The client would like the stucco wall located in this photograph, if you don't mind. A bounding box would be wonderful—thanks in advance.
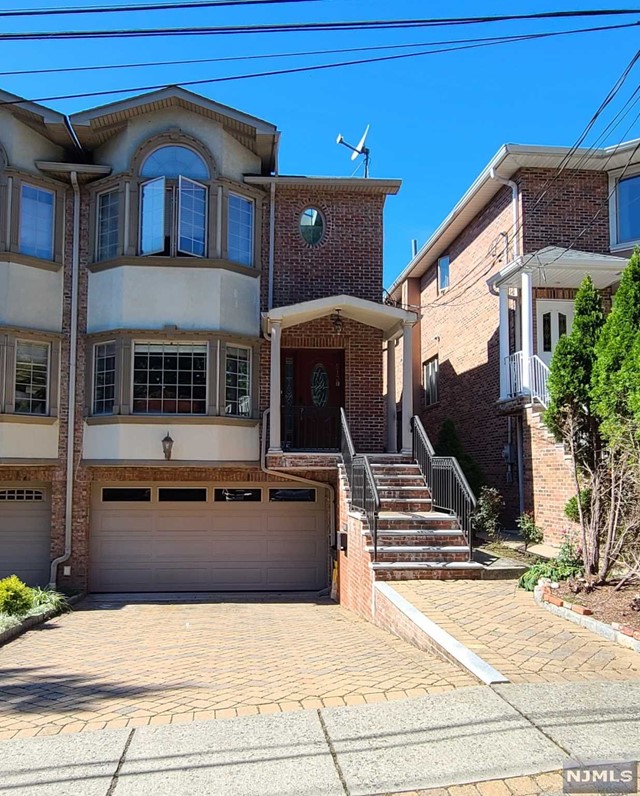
[0,262,63,332]
[87,265,260,335]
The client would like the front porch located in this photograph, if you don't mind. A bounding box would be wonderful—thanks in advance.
[262,295,418,454]
[489,246,627,410]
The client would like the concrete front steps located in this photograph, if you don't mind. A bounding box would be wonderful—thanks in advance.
[367,456,482,581]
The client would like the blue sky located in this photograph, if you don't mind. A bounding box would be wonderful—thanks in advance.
[2,1,639,284]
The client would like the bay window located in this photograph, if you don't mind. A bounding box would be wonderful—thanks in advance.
[228,193,254,266]
[93,341,116,414]
[96,190,120,262]
[225,345,251,416]
[132,342,207,414]
[15,340,49,415]
[139,145,209,258]
[19,184,54,260]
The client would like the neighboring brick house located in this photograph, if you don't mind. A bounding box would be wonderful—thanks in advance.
[0,85,433,598]
[388,142,638,545]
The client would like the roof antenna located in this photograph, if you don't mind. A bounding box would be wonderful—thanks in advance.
[336,124,370,177]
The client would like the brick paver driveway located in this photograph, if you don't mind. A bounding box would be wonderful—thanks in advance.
[0,595,473,740]
[393,580,640,683]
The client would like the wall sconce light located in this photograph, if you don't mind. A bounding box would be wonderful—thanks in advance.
[331,310,344,334]
[161,432,174,460]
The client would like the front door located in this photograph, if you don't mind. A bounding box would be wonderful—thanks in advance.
[282,349,344,450]
[536,300,574,367]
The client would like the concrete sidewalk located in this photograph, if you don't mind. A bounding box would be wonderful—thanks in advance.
[1,681,639,796]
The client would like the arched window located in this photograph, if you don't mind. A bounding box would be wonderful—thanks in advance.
[139,145,209,257]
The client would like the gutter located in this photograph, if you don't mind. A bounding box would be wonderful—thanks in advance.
[49,171,81,588]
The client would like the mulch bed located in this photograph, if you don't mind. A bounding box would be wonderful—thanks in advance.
[555,581,640,632]
[482,542,540,565]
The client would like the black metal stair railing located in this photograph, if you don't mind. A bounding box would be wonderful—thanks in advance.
[411,415,476,551]
[340,409,380,561]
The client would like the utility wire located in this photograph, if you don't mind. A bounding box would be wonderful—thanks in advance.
[0,0,320,16]
[2,21,639,106]
[0,24,634,78]
[3,10,640,42]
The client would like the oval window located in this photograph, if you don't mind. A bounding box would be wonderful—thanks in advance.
[299,207,325,246]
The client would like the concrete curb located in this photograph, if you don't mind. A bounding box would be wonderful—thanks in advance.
[374,582,510,684]
[533,585,640,653]
[0,594,83,648]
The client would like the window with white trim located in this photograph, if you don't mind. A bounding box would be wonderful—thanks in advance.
[616,173,640,245]
[96,189,119,261]
[15,340,49,415]
[228,194,254,266]
[437,256,450,293]
[423,356,439,407]
[132,342,207,414]
[19,184,54,260]
[225,345,251,416]
[93,341,116,415]
[139,145,209,258]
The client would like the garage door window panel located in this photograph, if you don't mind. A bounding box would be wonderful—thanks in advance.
[269,488,317,502]
[133,342,207,414]
[0,489,45,501]
[214,488,262,502]
[102,487,152,502]
[158,487,207,502]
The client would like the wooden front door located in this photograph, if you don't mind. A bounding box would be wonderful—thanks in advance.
[282,349,344,450]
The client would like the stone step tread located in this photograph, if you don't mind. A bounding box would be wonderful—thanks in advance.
[378,485,432,491]
[365,545,470,554]
[367,529,465,537]
[377,510,453,519]
[371,561,483,571]
[370,463,420,469]
[380,498,433,504]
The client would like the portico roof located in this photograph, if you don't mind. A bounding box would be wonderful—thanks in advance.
[487,246,628,291]
[263,295,417,341]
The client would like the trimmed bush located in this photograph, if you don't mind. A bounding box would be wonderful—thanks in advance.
[0,575,34,617]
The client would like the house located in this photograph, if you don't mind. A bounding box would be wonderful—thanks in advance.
[388,141,638,546]
[2,84,479,601]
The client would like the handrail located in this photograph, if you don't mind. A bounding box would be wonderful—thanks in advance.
[411,415,476,551]
[339,409,380,561]
[529,354,550,409]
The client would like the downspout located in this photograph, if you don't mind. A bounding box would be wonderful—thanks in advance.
[267,181,276,310]
[260,408,336,594]
[49,171,80,587]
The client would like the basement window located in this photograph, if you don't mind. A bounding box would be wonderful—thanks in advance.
[102,487,152,502]
[214,488,262,502]
[158,487,207,502]
[269,488,316,502]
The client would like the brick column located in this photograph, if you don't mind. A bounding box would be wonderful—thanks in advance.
[269,320,282,452]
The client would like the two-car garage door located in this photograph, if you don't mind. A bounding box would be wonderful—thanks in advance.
[89,483,329,592]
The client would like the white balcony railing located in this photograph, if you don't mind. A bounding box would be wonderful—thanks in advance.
[503,352,550,409]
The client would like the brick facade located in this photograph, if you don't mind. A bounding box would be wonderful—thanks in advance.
[395,167,614,540]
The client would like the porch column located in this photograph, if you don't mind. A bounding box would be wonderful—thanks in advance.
[269,320,282,453]
[499,286,510,400]
[521,270,533,393]
[386,339,397,453]
[401,321,413,455]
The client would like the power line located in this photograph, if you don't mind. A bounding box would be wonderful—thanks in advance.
[0,0,320,17]
[0,24,632,79]
[3,21,639,106]
[3,9,640,42]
